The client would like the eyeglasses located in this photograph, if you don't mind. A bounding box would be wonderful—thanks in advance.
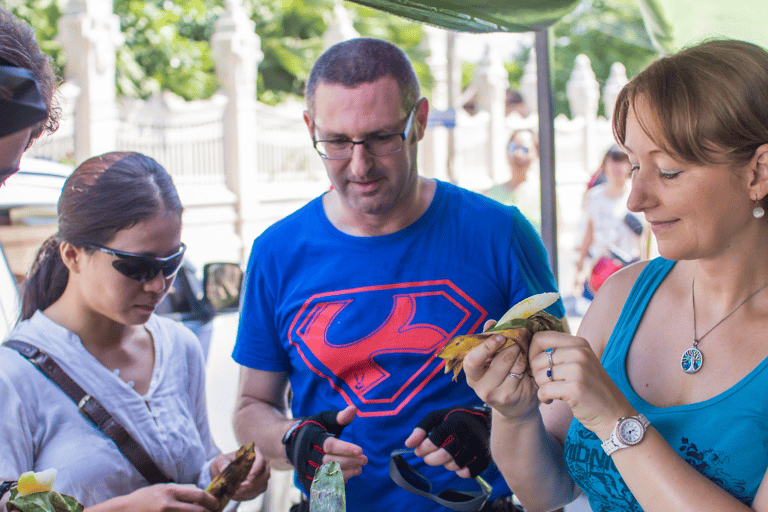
[312,108,416,160]
[507,141,530,155]
[90,243,186,283]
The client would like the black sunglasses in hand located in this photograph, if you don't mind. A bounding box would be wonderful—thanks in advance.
[90,243,187,283]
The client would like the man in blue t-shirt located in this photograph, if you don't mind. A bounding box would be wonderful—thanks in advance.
[232,37,566,512]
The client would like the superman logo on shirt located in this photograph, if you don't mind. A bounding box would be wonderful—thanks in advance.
[288,280,486,417]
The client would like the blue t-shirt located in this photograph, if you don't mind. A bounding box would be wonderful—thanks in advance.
[234,179,563,511]
[565,258,768,511]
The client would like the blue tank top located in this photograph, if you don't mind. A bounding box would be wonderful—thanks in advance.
[564,258,768,510]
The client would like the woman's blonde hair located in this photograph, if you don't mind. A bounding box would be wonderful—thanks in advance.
[613,39,768,168]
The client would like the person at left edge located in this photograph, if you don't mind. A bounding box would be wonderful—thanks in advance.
[0,6,60,185]
[231,37,567,512]
[0,152,269,511]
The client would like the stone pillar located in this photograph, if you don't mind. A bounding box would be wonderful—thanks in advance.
[520,46,538,116]
[324,1,359,48]
[473,43,508,183]
[58,0,121,164]
[212,0,264,261]
[603,62,628,120]
[420,26,451,182]
[566,54,600,174]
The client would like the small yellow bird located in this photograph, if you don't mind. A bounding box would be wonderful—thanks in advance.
[438,293,563,381]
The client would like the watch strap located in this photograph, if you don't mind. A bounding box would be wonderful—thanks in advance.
[281,419,303,445]
[601,414,649,456]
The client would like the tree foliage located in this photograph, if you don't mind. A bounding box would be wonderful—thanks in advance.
[114,0,223,100]
[7,0,67,75]
[10,0,653,115]
[10,0,429,104]
[246,0,431,105]
[549,0,658,116]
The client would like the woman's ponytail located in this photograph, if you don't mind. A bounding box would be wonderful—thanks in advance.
[20,236,69,320]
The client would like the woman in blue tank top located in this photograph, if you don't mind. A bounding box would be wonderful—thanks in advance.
[461,39,768,512]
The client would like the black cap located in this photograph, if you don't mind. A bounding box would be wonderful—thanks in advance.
[0,65,47,138]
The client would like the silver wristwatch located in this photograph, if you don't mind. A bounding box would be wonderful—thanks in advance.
[601,414,649,456]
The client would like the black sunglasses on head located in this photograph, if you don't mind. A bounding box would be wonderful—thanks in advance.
[0,65,47,138]
[90,243,186,283]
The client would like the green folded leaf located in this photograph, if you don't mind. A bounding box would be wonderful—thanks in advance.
[6,490,84,512]
[486,311,564,334]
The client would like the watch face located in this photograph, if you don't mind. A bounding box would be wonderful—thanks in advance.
[618,417,644,445]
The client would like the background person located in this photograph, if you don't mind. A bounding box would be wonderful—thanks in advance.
[484,129,542,233]
[463,39,768,512]
[231,37,565,512]
[575,145,644,301]
[0,5,59,185]
[0,152,269,511]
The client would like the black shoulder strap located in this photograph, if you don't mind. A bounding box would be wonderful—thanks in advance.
[3,339,172,484]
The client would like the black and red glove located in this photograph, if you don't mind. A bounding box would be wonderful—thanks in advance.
[414,404,492,478]
[282,410,347,494]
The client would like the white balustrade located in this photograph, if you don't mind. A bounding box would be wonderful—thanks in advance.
[31,2,630,268]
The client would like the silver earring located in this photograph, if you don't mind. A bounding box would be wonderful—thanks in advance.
[754,201,765,218]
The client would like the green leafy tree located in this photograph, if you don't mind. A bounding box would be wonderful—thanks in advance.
[11,0,649,116]
[549,0,658,116]
[247,0,332,105]
[115,0,223,100]
[7,0,67,76]
[247,0,431,105]
[11,0,430,105]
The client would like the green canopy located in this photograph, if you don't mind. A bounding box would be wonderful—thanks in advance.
[345,0,583,32]
[346,0,673,48]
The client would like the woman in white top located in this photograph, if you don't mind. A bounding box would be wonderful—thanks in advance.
[0,152,269,511]
[576,145,644,298]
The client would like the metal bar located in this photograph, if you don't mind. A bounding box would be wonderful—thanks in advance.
[535,28,559,283]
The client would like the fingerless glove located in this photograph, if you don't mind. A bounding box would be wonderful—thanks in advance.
[414,404,492,478]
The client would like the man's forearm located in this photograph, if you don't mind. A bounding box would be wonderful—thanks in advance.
[234,399,297,471]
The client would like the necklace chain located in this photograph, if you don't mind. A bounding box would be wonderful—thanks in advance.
[692,278,768,347]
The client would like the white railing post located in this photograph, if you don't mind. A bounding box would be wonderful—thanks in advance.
[421,25,452,182]
[473,43,508,184]
[603,62,628,120]
[212,0,263,261]
[324,1,359,48]
[57,0,120,164]
[566,54,600,174]
[520,46,538,116]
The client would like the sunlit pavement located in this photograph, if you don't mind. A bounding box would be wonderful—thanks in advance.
[205,313,300,512]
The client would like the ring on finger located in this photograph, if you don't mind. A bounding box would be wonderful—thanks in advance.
[508,371,524,380]
[546,347,555,366]
[546,348,555,381]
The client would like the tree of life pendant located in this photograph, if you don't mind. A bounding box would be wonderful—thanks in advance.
[681,347,703,373]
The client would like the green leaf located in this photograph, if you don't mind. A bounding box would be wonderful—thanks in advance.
[309,461,345,512]
[6,490,83,512]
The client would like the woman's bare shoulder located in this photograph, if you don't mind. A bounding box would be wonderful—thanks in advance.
[577,259,651,357]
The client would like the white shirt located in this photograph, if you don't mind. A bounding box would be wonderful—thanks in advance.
[0,312,219,506]
[584,184,640,260]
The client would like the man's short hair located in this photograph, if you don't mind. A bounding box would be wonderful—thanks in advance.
[305,38,420,117]
[0,6,59,145]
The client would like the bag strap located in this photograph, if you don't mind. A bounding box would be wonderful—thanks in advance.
[3,339,172,485]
